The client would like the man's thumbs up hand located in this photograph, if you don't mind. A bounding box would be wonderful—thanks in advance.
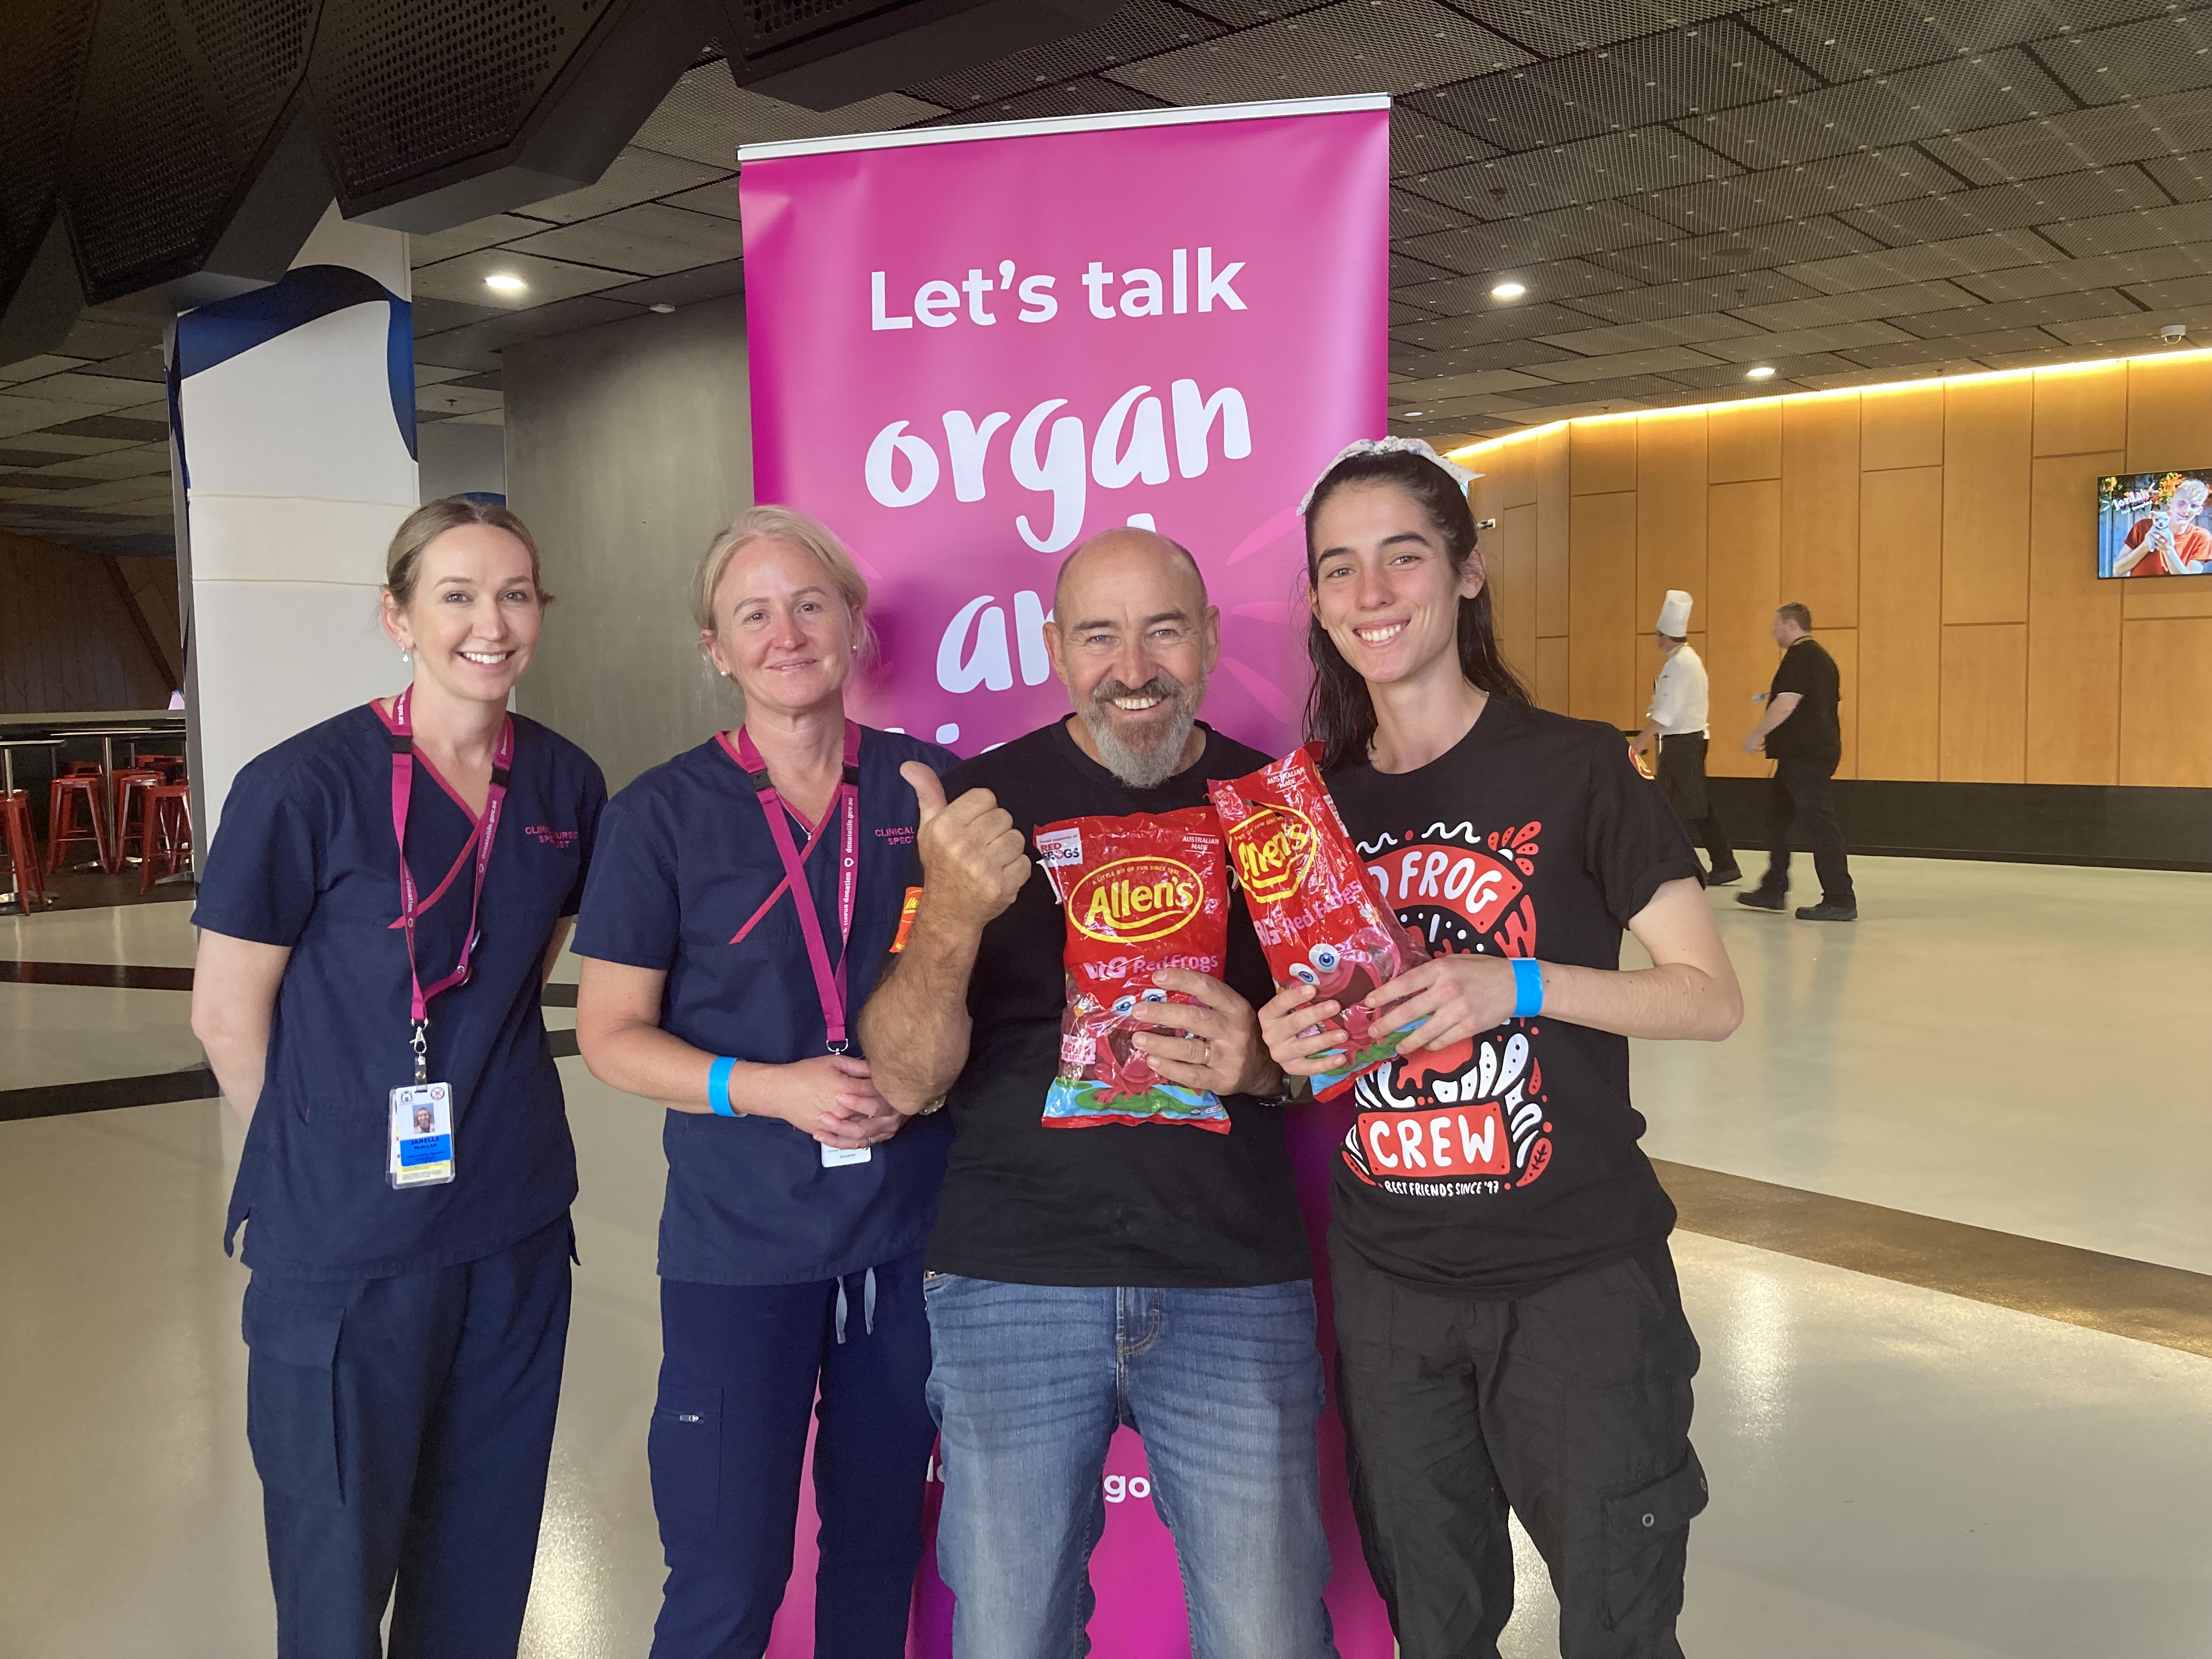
[901,761,948,826]
[901,764,1030,930]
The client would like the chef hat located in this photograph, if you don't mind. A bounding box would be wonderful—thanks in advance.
[1657,590,1692,636]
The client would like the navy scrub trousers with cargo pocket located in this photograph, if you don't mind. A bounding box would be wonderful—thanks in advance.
[244,1216,574,1659]
[571,724,959,1659]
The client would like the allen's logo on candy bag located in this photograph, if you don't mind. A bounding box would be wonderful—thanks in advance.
[1069,858,1206,945]
[1209,744,1430,1102]
[1036,806,1232,1133]
[1226,803,1318,905]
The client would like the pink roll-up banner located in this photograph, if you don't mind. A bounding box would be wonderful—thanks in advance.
[738,96,1393,1658]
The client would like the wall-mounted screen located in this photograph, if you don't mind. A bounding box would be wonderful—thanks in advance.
[2098,470,2212,577]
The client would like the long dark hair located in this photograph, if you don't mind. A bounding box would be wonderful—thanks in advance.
[1301,449,1530,773]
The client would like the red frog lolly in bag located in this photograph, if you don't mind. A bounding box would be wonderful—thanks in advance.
[1035,806,1233,1132]
[1208,744,1429,1101]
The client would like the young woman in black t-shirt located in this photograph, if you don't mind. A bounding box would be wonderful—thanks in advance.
[1256,441,1745,1659]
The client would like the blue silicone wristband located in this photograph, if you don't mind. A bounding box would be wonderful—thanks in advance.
[1510,956,1544,1018]
[708,1056,737,1117]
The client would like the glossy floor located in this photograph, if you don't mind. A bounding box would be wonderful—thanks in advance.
[3,858,2210,1658]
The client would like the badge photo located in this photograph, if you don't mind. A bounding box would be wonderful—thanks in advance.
[389,1081,456,1188]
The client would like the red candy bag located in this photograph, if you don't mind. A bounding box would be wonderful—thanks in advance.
[1208,745,1430,1101]
[1035,806,1233,1132]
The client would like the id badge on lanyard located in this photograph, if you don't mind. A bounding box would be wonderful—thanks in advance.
[727,721,867,1169]
[380,687,513,1189]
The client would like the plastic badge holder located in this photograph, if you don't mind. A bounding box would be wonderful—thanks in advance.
[1209,744,1429,1102]
[1035,805,1233,1132]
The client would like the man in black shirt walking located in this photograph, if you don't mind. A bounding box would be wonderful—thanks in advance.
[858,528,1334,1658]
[1739,602,1857,921]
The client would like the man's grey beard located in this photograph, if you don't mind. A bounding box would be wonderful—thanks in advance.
[1079,672,1206,789]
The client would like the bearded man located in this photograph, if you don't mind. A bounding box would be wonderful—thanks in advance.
[858,528,1334,1659]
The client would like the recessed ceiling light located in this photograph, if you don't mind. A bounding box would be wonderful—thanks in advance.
[484,273,526,293]
[1401,409,1424,416]
[649,303,676,314]
[1746,365,1776,379]
[1491,281,1527,299]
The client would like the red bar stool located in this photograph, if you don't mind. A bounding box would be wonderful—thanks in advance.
[2,790,47,913]
[110,768,162,864]
[47,775,112,873]
[60,759,100,777]
[141,782,193,893]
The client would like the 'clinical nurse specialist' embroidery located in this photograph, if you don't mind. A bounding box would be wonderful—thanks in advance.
[1337,821,1554,1197]
[722,720,870,1170]
[379,685,514,1188]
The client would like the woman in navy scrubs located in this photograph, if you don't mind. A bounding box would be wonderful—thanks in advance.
[191,497,606,1659]
[573,505,955,1659]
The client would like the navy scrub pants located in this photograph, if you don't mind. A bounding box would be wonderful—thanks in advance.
[240,1215,574,1659]
[648,1248,936,1659]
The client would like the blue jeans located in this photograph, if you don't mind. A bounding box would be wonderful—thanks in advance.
[923,1275,1337,1659]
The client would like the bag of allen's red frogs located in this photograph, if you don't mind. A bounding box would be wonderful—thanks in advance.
[1035,806,1233,1132]
[1208,745,1430,1101]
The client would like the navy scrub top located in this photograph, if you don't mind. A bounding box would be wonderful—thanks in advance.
[195,704,606,1280]
[572,724,957,1286]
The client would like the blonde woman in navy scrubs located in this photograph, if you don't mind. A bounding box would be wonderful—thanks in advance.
[573,505,955,1659]
[190,497,606,1658]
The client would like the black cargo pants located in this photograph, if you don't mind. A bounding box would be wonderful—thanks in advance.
[1331,1239,1708,1659]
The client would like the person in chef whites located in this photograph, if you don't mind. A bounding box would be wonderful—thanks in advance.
[1630,589,1740,887]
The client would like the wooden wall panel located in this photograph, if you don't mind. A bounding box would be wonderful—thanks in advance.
[1570,417,1637,495]
[1822,628,1859,781]
[1489,501,1540,691]
[1939,623,2028,781]
[1942,375,2034,624]
[2033,362,2127,457]
[1536,424,1572,636]
[2025,450,2124,783]
[1536,635,1570,713]
[1707,399,1781,482]
[1858,466,1944,780]
[1470,452,1508,529]
[1636,411,1707,633]
[1447,350,2212,790]
[1859,382,1944,471]
[1705,479,1782,777]
[1780,394,1861,629]
[0,531,175,714]
[2119,618,2212,786]
[2120,575,2212,618]
[1567,490,1639,726]
[1500,433,1539,509]
[2125,353,2212,472]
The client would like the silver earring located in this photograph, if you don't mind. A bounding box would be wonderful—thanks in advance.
[400,648,411,662]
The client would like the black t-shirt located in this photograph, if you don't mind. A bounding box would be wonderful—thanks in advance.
[1324,697,1702,1298]
[1767,636,1842,765]
[914,719,1312,1288]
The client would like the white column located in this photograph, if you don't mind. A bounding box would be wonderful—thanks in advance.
[173,206,417,844]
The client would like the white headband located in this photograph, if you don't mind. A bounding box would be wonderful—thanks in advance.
[1300,437,1478,514]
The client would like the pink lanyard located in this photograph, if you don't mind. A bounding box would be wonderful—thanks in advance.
[379,687,514,1081]
[721,721,861,1053]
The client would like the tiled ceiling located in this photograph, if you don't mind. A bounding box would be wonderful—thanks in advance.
[9,0,2212,557]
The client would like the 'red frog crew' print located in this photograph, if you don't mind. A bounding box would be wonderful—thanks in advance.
[1339,820,1554,1196]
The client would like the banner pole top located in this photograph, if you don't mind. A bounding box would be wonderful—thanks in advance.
[735,92,1392,166]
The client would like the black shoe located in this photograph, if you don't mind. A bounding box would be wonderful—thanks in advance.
[1795,901,1857,922]
[1706,866,1743,887]
[1735,888,1786,911]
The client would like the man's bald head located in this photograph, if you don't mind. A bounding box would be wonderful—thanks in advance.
[1043,526,1221,789]
[1053,528,1206,624]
